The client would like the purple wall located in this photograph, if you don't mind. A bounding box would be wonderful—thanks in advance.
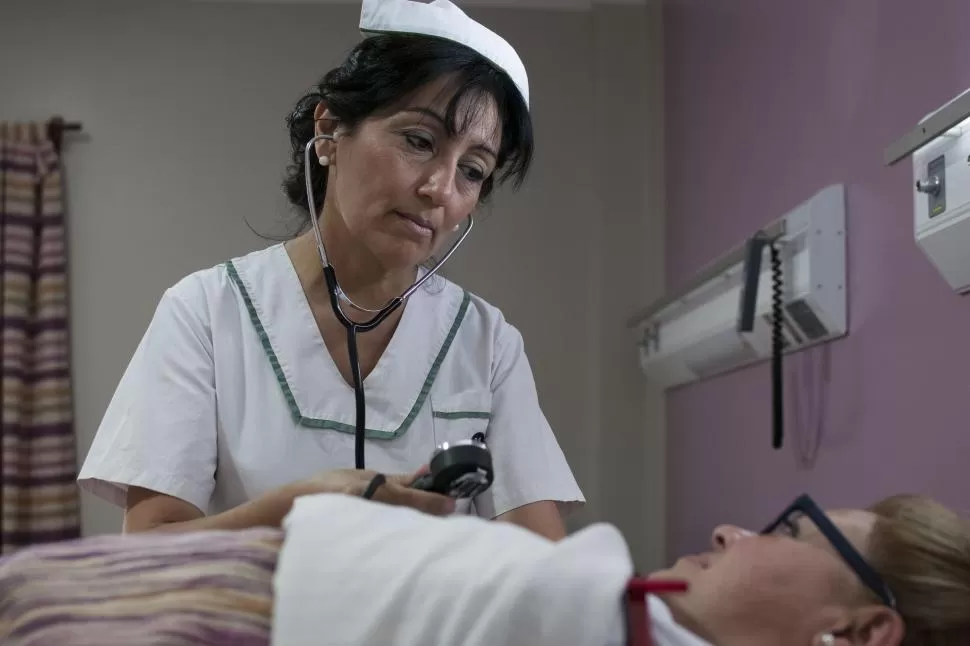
[664,0,970,557]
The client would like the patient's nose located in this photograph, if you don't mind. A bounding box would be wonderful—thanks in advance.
[712,524,752,550]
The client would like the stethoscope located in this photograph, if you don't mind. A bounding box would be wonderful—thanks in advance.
[303,133,474,471]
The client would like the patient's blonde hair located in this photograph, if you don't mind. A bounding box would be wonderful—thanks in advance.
[867,494,970,646]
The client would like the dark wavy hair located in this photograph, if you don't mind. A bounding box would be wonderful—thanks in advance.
[281,33,534,228]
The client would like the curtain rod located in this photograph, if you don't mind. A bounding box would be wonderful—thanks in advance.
[46,116,83,154]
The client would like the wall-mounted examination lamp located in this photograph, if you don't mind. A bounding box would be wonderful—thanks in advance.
[885,88,970,294]
[626,185,848,451]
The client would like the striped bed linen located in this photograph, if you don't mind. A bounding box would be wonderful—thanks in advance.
[0,526,282,646]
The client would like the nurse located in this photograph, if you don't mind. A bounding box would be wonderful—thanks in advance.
[77,0,584,541]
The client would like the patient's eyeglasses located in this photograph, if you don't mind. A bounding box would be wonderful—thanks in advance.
[761,494,896,610]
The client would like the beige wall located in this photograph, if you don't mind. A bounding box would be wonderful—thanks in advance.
[1,0,666,570]
[592,2,667,572]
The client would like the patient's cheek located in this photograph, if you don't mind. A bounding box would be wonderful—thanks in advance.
[730,547,841,616]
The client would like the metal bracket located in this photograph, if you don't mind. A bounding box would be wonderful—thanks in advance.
[885,88,970,166]
[638,324,659,354]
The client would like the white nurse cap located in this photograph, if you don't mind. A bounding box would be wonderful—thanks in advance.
[359,0,530,109]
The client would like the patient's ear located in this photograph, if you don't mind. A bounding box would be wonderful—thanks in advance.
[842,606,904,646]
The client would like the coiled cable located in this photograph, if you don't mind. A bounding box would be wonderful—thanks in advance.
[769,242,784,449]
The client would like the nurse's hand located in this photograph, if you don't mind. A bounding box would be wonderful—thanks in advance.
[287,467,457,517]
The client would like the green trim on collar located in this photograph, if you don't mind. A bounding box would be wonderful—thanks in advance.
[226,260,470,439]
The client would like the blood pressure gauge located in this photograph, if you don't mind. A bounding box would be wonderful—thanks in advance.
[411,433,493,499]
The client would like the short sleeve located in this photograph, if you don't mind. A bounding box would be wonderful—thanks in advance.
[473,323,585,520]
[76,279,218,514]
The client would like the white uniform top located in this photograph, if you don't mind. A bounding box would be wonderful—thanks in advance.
[78,243,584,520]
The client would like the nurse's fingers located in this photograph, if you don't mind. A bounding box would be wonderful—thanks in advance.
[380,479,455,516]
[398,464,431,486]
[378,466,430,489]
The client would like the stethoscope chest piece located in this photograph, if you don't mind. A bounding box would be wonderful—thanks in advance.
[411,435,494,499]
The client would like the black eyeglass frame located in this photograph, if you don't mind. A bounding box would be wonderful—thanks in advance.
[761,494,896,610]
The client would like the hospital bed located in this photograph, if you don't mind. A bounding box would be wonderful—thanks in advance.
[0,494,686,646]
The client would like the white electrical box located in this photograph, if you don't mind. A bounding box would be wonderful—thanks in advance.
[912,89,970,294]
[626,184,847,390]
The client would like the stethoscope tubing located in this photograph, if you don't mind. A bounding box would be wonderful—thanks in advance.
[302,134,474,468]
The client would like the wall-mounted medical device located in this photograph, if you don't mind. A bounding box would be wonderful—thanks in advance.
[626,184,847,392]
[626,184,847,449]
[886,88,970,294]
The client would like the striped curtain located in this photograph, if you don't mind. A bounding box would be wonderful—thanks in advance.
[0,123,80,553]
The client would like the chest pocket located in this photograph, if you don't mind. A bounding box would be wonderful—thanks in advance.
[430,390,492,446]
[430,390,492,517]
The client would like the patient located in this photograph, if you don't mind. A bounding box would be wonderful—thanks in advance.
[648,493,970,646]
[1,492,967,646]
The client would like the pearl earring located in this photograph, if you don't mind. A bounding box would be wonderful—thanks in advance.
[318,155,330,167]
[820,635,835,646]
